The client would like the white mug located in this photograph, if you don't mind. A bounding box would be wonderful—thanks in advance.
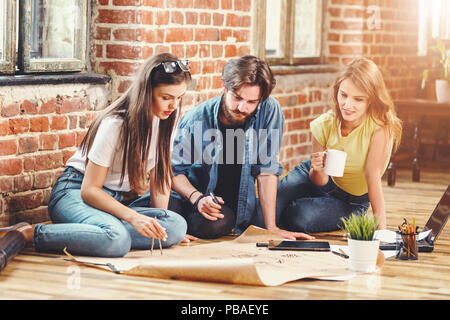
[323,149,347,177]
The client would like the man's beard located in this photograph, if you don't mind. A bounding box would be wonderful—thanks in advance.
[219,97,256,128]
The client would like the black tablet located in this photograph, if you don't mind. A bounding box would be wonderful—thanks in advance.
[268,240,330,251]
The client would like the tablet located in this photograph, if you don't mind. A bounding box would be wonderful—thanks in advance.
[268,240,330,251]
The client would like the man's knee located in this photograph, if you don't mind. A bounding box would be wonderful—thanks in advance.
[188,205,236,239]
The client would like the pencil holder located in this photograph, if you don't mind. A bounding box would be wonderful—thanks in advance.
[396,232,418,260]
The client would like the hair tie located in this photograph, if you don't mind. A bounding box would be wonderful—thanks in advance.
[187,190,199,201]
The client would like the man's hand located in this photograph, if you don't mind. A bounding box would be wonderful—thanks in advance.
[182,234,198,243]
[268,226,315,240]
[196,195,225,221]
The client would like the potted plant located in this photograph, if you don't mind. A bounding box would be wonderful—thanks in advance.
[340,212,379,273]
[422,38,450,103]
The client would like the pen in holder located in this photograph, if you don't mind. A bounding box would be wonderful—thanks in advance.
[396,231,418,260]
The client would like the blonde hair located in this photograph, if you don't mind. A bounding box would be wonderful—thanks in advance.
[330,56,402,151]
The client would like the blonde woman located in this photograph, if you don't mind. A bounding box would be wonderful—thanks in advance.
[276,57,402,233]
[2,53,192,257]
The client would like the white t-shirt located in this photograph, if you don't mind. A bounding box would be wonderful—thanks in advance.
[66,115,160,192]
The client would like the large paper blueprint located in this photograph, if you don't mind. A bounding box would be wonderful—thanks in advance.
[65,226,376,286]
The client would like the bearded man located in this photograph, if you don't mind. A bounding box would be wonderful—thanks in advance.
[169,55,314,241]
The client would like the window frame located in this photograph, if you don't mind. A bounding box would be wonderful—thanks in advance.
[1,0,88,75]
[253,0,323,66]
[0,0,17,74]
[418,0,450,56]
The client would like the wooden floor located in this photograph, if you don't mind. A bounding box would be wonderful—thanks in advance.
[0,168,449,300]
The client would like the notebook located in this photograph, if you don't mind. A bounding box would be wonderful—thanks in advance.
[380,185,449,252]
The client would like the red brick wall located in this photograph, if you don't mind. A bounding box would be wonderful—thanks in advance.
[92,0,424,171]
[275,0,425,170]
[325,0,424,100]
[0,86,109,226]
[91,0,335,172]
[92,0,252,104]
[273,72,335,170]
[0,0,426,226]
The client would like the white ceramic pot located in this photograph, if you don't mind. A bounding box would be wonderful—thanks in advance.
[435,79,450,103]
[347,238,380,273]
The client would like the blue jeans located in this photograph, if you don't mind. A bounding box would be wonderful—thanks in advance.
[34,167,187,257]
[276,160,370,233]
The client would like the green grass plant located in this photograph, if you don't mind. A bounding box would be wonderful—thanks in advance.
[340,212,379,241]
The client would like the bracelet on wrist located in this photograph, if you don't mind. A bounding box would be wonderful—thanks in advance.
[187,190,199,201]
[192,194,206,211]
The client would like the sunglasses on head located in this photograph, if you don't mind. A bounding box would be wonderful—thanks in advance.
[156,60,190,73]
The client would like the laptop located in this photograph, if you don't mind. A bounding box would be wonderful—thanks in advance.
[380,185,449,252]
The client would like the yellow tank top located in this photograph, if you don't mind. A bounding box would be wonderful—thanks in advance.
[310,111,390,196]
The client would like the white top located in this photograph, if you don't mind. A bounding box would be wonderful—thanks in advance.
[66,115,160,192]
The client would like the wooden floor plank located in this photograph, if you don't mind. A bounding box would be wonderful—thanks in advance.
[0,168,449,300]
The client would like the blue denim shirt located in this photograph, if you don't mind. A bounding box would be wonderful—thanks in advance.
[171,94,284,233]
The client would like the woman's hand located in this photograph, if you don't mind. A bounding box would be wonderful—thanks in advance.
[310,151,326,173]
[196,195,225,221]
[309,150,329,186]
[129,213,167,240]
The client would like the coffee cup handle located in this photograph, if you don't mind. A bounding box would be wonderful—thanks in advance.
[322,150,328,166]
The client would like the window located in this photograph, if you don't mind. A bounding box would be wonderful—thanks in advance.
[0,0,16,73]
[0,0,87,74]
[418,0,450,56]
[253,0,323,65]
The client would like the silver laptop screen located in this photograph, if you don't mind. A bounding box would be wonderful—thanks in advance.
[425,185,449,244]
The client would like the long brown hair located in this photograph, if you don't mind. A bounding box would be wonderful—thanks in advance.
[80,53,191,193]
[330,56,402,151]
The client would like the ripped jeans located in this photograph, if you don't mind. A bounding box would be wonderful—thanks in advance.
[33,166,187,257]
[276,160,370,233]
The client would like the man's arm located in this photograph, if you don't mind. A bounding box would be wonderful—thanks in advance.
[253,98,314,239]
[257,174,314,240]
[256,174,278,230]
[172,174,199,204]
[172,174,224,221]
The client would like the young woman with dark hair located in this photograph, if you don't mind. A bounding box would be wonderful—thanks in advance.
[2,53,192,257]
